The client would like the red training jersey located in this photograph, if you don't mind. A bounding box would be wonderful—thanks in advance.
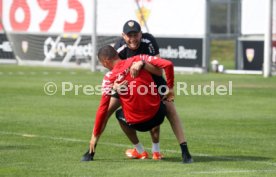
[93,54,174,136]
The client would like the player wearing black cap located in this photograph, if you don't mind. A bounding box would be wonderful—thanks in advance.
[116,20,159,59]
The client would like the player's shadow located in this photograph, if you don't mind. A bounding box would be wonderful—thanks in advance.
[162,155,271,163]
[195,155,271,163]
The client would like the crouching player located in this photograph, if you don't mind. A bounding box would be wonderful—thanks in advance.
[83,45,191,163]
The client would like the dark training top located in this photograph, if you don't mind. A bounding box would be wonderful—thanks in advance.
[114,33,167,90]
[114,33,160,58]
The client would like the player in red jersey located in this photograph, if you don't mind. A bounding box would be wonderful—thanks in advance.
[88,45,176,160]
[114,20,193,163]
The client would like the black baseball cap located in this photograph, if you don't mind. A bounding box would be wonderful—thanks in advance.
[123,20,141,34]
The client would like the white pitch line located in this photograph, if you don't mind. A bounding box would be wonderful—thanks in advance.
[187,169,276,175]
[17,71,25,75]
[0,71,90,76]
[1,131,276,171]
[22,134,37,137]
[0,131,85,143]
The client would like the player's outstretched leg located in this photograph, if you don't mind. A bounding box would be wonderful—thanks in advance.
[164,101,193,163]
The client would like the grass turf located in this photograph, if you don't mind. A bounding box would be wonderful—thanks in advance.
[0,65,276,177]
[210,40,236,70]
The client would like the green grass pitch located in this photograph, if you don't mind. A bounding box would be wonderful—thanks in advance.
[0,65,276,177]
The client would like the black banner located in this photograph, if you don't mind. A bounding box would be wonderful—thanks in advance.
[6,33,203,68]
[0,33,15,59]
[6,34,119,65]
[8,33,92,62]
[242,41,264,70]
[156,38,203,67]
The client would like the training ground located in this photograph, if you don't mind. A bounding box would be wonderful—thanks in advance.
[0,65,276,177]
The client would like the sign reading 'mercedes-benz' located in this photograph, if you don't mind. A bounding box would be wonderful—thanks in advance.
[157,38,203,67]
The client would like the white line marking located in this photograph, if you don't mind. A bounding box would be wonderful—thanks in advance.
[17,71,25,75]
[0,71,92,76]
[22,134,37,137]
[187,169,276,175]
[1,130,276,171]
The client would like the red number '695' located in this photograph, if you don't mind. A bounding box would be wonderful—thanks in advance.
[9,0,31,31]
[8,0,85,32]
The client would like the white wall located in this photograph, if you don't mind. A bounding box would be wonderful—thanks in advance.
[241,0,269,35]
[98,0,206,36]
[2,0,206,36]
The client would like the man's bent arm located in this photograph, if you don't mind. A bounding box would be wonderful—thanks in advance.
[140,55,174,88]
[144,62,163,76]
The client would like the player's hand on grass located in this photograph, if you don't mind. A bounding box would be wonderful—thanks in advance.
[130,61,144,78]
[81,135,97,161]
[89,134,98,154]
[81,149,94,162]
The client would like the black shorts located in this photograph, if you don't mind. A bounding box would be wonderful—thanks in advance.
[115,102,166,132]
